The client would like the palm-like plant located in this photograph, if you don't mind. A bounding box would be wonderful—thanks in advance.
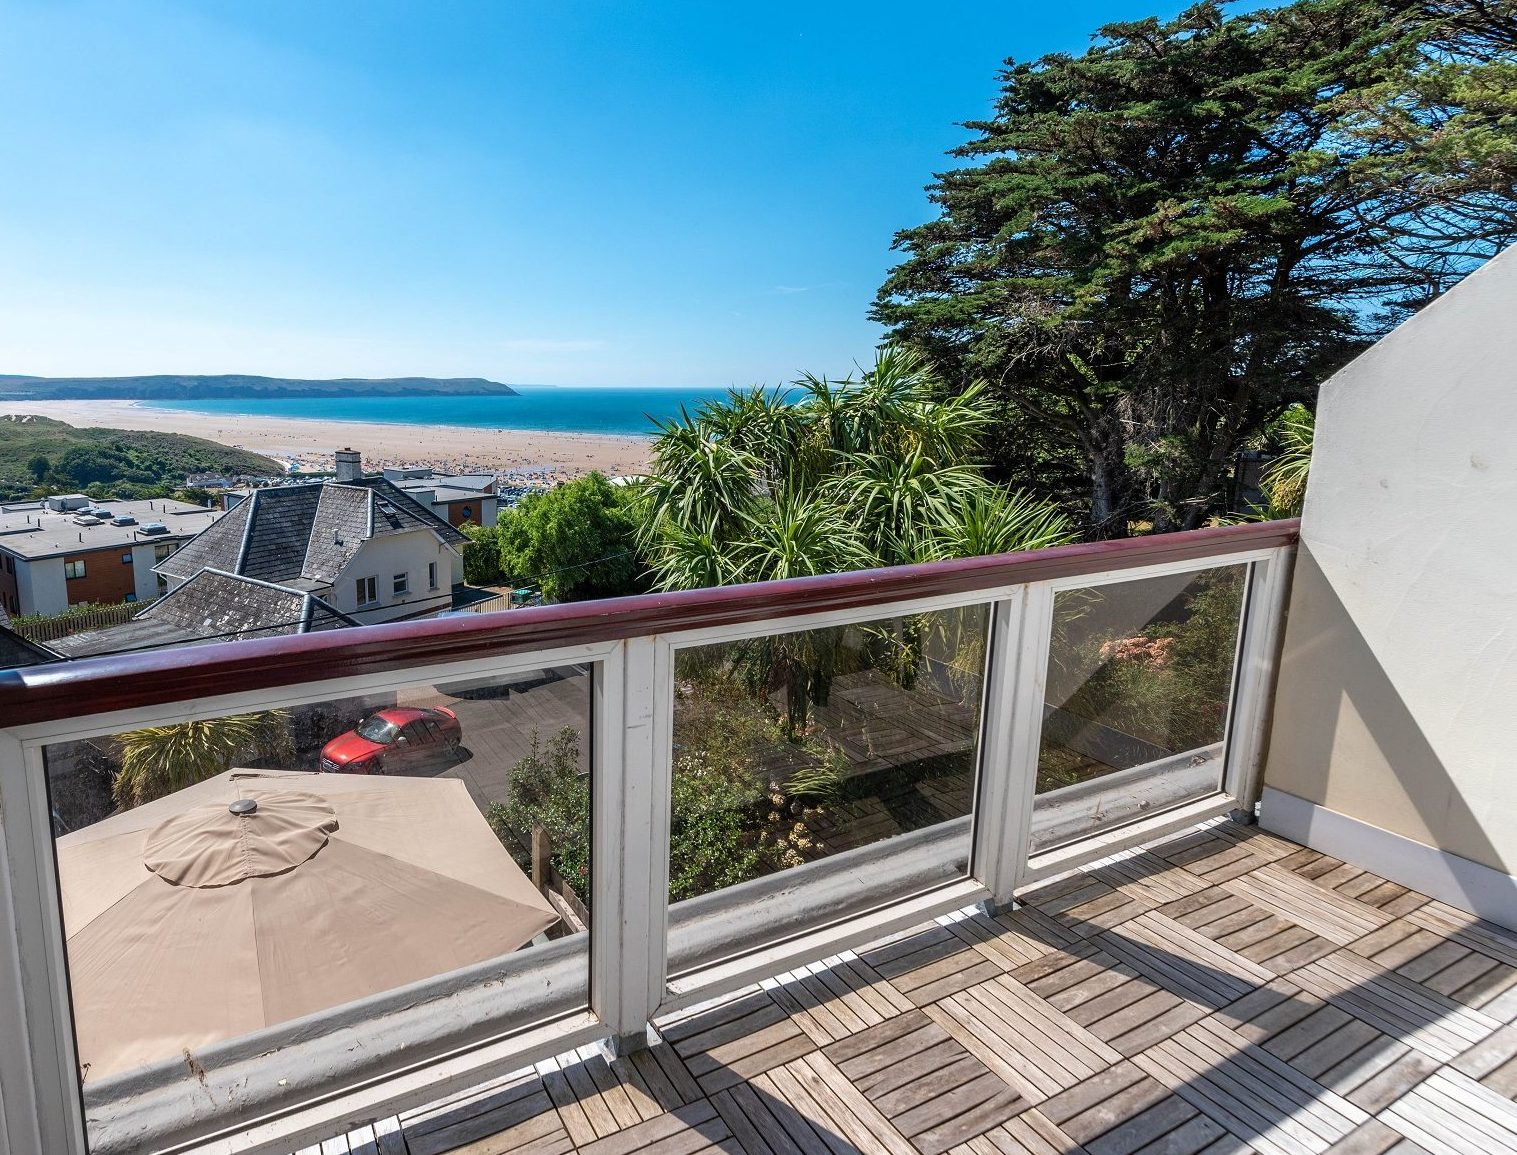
[643,344,1077,735]
[1259,404,1314,518]
[113,710,292,809]
[643,343,1074,591]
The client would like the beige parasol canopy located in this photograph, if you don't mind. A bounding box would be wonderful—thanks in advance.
[56,769,559,1080]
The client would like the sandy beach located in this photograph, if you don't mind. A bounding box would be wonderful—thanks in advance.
[0,399,653,483]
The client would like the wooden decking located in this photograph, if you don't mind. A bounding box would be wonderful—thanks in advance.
[304,821,1517,1155]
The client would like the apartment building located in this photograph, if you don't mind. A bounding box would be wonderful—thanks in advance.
[0,494,221,617]
[380,463,499,528]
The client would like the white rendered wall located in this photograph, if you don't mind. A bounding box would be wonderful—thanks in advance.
[130,543,164,603]
[14,558,66,617]
[330,531,457,623]
[1263,246,1517,878]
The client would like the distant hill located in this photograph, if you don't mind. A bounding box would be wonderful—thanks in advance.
[0,415,284,500]
[0,374,519,400]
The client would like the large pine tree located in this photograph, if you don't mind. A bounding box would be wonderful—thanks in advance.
[874,1,1517,536]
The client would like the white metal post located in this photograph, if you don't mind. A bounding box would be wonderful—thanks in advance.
[590,637,670,1052]
[968,593,1023,906]
[0,732,86,1155]
[1222,548,1295,812]
[999,582,1056,900]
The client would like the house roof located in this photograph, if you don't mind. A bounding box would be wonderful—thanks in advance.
[0,605,62,668]
[158,478,465,585]
[49,569,359,658]
[0,498,222,561]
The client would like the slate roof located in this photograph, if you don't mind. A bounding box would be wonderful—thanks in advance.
[156,478,465,586]
[0,605,62,668]
[50,569,359,658]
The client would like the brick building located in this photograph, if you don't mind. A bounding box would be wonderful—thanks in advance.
[0,495,222,618]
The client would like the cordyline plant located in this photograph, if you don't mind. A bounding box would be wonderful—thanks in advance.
[639,344,1075,588]
[638,344,1075,733]
[113,711,292,808]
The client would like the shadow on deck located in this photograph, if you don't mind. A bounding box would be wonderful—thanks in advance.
[306,821,1517,1155]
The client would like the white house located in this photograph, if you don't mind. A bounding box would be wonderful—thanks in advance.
[158,476,468,624]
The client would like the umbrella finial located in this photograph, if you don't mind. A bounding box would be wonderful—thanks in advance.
[228,798,258,816]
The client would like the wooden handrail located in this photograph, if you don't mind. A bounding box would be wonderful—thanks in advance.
[0,519,1297,726]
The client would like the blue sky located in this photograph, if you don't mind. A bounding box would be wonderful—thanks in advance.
[0,1,1178,387]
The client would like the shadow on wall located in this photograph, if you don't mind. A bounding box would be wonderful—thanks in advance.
[1263,543,1507,893]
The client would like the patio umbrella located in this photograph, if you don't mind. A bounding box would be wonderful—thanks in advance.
[56,769,560,1081]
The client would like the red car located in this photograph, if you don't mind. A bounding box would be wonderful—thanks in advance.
[319,706,461,775]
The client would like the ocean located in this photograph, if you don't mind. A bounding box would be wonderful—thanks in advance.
[143,385,753,438]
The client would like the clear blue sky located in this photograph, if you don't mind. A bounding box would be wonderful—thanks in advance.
[0,1,1178,387]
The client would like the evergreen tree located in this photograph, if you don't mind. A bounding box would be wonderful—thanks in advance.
[875,1,1517,536]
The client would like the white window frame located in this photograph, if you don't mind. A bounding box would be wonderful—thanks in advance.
[393,572,409,597]
[356,575,378,606]
[428,561,438,590]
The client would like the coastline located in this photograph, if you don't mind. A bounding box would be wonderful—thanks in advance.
[0,399,654,482]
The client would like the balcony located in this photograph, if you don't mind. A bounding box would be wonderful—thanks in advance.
[0,519,1297,1155]
[2,251,1514,1155]
[315,817,1517,1155]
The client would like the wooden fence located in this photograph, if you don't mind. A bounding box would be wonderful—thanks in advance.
[463,591,514,614]
[13,599,158,644]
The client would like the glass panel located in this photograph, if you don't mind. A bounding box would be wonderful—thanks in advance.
[1031,565,1247,853]
[43,663,592,1111]
[666,604,989,975]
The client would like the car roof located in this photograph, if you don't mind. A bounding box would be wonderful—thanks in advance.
[373,706,438,724]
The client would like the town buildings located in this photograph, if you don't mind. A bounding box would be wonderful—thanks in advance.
[160,472,468,624]
[380,463,499,528]
[0,494,221,617]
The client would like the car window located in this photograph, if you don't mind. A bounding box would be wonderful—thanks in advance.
[355,716,399,744]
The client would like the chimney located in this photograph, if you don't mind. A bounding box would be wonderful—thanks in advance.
[335,448,362,482]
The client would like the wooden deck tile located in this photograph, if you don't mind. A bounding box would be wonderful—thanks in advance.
[1135,1024,1369,1155]
[1288,951,1501,1063]
[374,821,1517,1155]
[1319,1119,1418,1155]
[941,909,1054,971]
[1161,891,1337,974]
[1274,853,1430,921]
[1351,923,1517,1017]
[575,1099,736,1155]
[1379,1069,1517,1155]
[1095,915,1270,1013]
[861,927,1004,1006]
[1403,905,1517,971]
[1090,849,1213,908]
[666,991,819,1095]
[1222,868,1392,946]
[821,1009,1025,1154]
[404,1078,566,1155]
[1158,834,1271,884]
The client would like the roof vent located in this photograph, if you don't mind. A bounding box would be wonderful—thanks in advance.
[139,522,169,535]
[72,514,102,526]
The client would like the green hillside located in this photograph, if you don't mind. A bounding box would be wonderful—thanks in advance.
[0,374,517,400]
[0,415,284,500]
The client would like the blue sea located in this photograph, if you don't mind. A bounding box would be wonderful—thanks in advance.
[143,385,752,439]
